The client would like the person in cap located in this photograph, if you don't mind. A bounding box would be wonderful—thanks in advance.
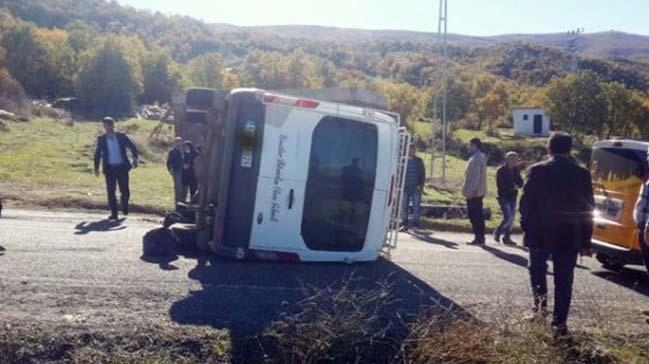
[167,137,185,204]
[93,117,139,220]
[519,132,594,337]
[494,151,524,245]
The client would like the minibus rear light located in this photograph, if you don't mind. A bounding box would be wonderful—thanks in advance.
[264,93,319,109]
[295,99,319,108]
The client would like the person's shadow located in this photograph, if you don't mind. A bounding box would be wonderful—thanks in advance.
[74,219,126,235]
[408,230,460,250]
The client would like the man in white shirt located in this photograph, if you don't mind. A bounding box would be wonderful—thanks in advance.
[94,117,139,220]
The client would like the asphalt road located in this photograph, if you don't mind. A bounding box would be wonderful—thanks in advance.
[0,209,647,340]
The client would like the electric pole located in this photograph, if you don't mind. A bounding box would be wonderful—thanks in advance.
[430,0,448,183]
[567,28,583,74]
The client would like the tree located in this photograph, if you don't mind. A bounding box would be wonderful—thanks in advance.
[544,71,607,139]
[602,82,644,138]
[476,91,507,130]
[188,52,225,89]
[381,82,422,127]
[470,75,495,129]
[77,36,143,116]
[1,24,75,98]
[0,67,26,111]
[426,78,471,124]
[140,50,184,104]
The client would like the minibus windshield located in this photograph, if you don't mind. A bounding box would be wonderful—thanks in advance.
[591,147,647,187]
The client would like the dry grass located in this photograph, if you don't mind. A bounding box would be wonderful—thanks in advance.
[259,278,649,364]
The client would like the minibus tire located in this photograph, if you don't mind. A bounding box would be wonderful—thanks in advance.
[171,224,197,249]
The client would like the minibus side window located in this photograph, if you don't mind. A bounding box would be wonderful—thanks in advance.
[301,116,378,252]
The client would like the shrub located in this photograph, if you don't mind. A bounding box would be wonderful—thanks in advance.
[0,68,26,112]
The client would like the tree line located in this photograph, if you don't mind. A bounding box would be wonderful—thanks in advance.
[0,0,648,140]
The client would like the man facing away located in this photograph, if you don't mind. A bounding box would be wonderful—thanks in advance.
[401,145,426,230]
[494,151,524,245]
[519,132,594,336]
[167,137,185,204]
[94,117,139,221]
[463,138,488,245]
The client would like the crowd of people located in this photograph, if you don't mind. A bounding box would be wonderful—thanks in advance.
[400,132,649,336]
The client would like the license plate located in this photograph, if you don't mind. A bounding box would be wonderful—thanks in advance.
[241,148,253,168]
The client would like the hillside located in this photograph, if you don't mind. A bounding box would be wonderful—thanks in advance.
[214,25,649,60]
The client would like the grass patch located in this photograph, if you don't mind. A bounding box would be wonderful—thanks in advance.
[0,118,175,213]
[260,278,649,364]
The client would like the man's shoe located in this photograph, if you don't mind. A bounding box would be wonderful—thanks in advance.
[552,323,570,339]
[493,228,501,243]
[0,245,5,252]
[108,214,119,221]
[467,240,486,246]
[502,237,517,246]
[412,221,420,229]
[524,307,549,322]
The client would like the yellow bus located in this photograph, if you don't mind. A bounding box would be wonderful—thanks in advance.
[590,140,649,274]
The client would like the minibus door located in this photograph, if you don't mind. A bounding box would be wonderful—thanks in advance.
[248,105,319,251]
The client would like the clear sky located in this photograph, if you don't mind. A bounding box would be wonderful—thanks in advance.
[117,0,649,36]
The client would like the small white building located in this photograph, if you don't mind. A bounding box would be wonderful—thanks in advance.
[512,107,550,137]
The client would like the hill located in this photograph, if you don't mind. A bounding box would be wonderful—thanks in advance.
[212,24,649,59]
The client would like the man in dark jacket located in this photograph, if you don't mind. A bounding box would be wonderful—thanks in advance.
[519,132,594,336]
[401,145,426,229]
[94,117,139,220]
[494,151,524,245]
[167,137,185,203]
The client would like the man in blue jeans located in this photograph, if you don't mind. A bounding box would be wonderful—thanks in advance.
[401,145,426,230]
[494,151,524,245]
[519,132,594,337]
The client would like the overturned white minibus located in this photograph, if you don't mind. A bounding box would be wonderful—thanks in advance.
[173,88,410,263]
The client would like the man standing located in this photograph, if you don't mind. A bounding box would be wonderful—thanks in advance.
[632,162,649,278]
[401,145,426,230]
[167,137,185,204]
[519,132,594,336]
[494,151,524,245]
[463,138,488,245]
[94,117,139,220]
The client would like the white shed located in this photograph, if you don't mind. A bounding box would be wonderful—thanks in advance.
[512,108,550,137]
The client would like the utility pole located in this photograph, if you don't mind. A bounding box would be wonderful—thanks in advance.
[567,28,583,134]
[567,28,583,74]
[430,0,448,183]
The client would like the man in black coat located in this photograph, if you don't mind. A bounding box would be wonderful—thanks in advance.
[167,137,185,203]
[94,117,139,220]
[519,132,594,336]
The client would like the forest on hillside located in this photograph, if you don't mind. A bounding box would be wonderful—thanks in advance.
[0,0,649,141]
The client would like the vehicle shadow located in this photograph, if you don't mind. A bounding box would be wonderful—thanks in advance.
[591,266,649,296]
[408,230,460,250]
[169,253,473,363]
[74,219,126,235]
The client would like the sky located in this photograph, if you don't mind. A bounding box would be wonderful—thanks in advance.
[117,0,649,36]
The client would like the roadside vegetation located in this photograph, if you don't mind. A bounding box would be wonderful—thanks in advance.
[2,278,647,363]
[0,118,175,213]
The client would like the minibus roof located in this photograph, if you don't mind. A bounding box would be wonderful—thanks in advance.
[594,139,649,152]
[253,89,400,126]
